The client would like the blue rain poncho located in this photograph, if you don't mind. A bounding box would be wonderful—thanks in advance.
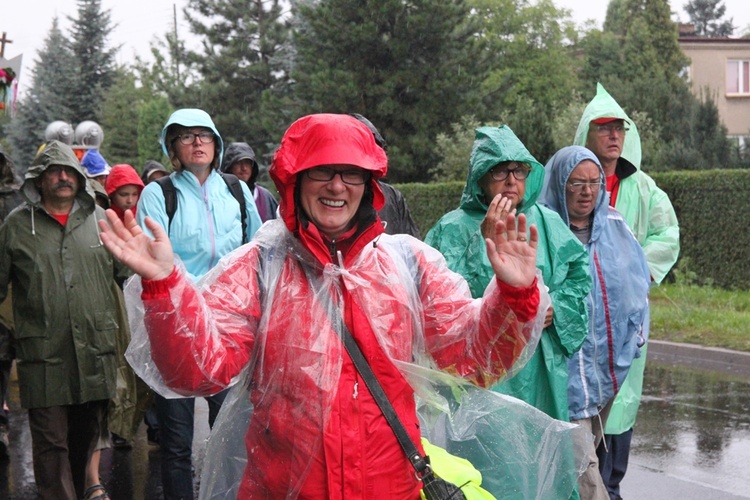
[539,146,651,421]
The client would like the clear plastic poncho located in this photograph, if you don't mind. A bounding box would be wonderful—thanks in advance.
[125,217,587,499]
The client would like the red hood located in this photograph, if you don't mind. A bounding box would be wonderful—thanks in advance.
[270,114,387,235]
[105,164,145,196]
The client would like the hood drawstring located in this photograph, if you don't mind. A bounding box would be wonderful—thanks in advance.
[596,410,608,453]
[336,249,345,269]
[31,207,35,236]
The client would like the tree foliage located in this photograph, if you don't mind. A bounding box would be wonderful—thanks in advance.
[66,0,118,123]
[182,0,295,164]
[470,0,580,163]
[137,96,173,169]
[579,0,740,171]
[133,30,196,109]
[685,0,735,37]
[6,0,745,177]
[431,115,483,182]
[293,0,482,182]
[98,68,151,167]
[4,18,78,169]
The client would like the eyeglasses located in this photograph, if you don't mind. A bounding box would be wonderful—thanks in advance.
[305,167,368,185]
[175,131,215,145]
[566,181,601,193]
[594,123,629,136]
[490,163,531,182]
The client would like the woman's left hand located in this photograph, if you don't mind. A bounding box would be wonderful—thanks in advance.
[485,210,538,288]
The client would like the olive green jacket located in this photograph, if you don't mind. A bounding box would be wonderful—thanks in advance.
[0,141,130,409]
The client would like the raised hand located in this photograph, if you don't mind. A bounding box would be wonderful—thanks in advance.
[484,202,538,288]
[98,209,175,281]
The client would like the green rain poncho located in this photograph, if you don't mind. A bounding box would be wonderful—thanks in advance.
[574,83,680,434]
[426,125,592,421]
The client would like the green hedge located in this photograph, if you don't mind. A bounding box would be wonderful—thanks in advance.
[395,170,750,289]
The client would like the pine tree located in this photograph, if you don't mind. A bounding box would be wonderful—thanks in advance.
[66,0,118,123]
[182,0,295,162]
[137,96,173,169]
[580,0,736,170]
[134,23,197,109]
[99,68,149,166]
[293,0,482,182]
[4,18,78,169]
[685,0,735,37]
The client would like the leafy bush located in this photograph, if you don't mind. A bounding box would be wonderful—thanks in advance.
[396,169,750,289]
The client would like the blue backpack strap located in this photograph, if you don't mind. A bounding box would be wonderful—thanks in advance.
[154,176,177,236]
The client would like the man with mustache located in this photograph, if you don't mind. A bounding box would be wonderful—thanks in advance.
[0,141,130,500]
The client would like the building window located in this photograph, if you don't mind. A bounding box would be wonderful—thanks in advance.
[726,60,750,95]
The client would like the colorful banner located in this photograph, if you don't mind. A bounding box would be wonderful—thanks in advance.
[0,55,23,117]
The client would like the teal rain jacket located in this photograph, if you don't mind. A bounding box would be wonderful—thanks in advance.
[574,83,680,434]
[540,146,650,421]
[426,125,592,421]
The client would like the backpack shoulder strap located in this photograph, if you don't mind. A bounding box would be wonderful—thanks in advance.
[220,172,248,244]
[155,176,177,235]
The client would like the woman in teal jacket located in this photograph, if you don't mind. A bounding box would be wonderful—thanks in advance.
[426,125,592,421]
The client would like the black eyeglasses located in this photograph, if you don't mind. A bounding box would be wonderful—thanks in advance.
[567,181,601,193]
[305,167,368,185]
[490,162,531,182]
[175,131,215,145]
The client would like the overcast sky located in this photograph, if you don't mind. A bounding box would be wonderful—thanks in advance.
[4,0,750,96]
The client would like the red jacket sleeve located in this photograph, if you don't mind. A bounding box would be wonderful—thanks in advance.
[416,244,540,388]
[141,249,262,396]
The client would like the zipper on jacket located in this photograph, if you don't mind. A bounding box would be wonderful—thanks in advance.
[328,238,337,263]
[203,183,218,270]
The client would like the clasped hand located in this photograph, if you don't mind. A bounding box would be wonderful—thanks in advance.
[482,194,538,288]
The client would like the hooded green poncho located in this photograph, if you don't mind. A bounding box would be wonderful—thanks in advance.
[426,125,592,421]
[574,83,680,434]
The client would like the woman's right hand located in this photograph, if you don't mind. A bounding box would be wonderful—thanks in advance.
[98,209,175,281]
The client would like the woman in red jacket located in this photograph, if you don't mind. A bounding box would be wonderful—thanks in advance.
[100,114,545,499]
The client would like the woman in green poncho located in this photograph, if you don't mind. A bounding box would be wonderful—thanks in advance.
[425,125,592,421]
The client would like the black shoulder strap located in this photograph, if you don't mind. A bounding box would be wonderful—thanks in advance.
[155,176,177,236]
[220,172,248,244]
[155,173,247,244]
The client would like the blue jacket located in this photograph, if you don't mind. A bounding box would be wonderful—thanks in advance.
[139,109,262,280]
[137,169,262,281]
[540,146,650,420]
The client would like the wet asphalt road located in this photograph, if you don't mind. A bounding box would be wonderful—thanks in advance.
[1,340,749,499]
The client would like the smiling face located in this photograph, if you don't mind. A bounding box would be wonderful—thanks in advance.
[565,160,601,228]
[110,184,141,210]
[299,165,366,240]
[479,161,528,210]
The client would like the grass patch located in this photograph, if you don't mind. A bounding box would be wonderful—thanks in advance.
[650,283,750,353]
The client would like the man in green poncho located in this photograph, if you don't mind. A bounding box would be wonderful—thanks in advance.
[426,125,592,422]
[574,83,680,500]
